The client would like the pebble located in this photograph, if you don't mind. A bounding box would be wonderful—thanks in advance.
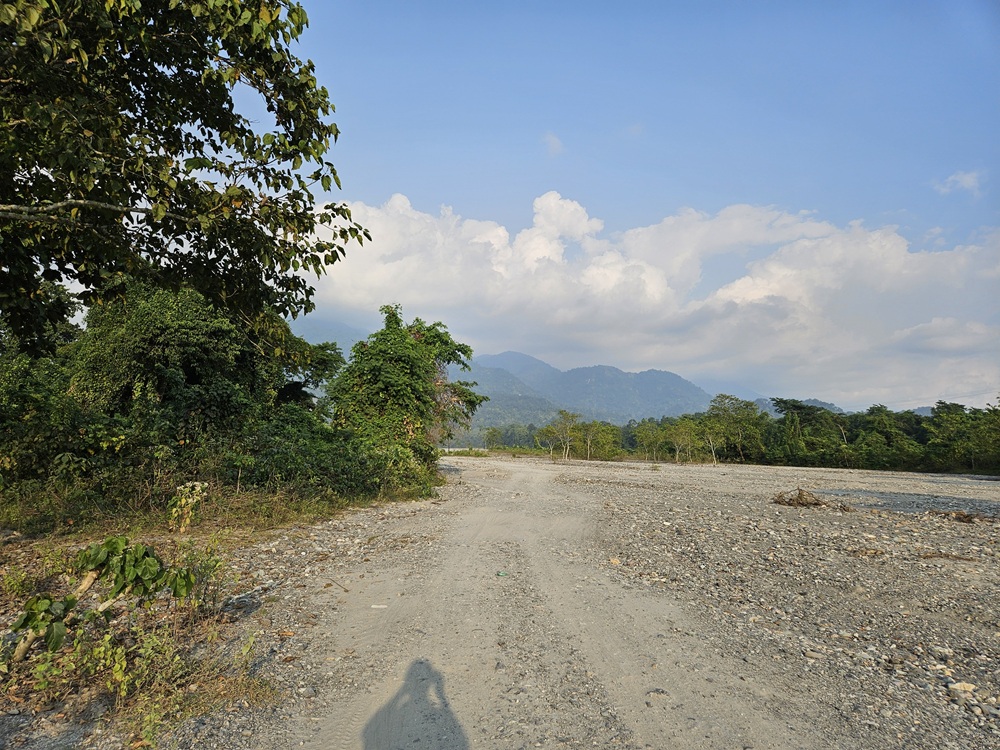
[589,459,999,749]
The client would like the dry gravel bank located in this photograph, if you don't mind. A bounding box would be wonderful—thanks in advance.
[2,456,997,749]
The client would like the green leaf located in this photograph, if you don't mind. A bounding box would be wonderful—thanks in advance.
[44,621,67,652]
[136,556,161,581]
[104,536,128,555]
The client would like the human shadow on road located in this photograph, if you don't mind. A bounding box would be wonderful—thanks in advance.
[363,659,469,750]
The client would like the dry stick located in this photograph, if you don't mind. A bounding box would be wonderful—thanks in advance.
[12,630,38,663]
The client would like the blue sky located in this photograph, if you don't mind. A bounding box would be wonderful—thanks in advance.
[287,1,999,411]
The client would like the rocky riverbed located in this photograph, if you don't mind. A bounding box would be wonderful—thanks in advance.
[2,456,997,749]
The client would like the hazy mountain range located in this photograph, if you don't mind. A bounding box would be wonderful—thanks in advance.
[294,321,875,425]
[450,351,713,427]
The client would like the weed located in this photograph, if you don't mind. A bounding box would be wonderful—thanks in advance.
[168,482,207,534]
[170,538,225,618]
[1,568,31,598]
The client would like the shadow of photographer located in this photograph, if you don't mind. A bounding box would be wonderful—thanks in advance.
[363,658,469,750]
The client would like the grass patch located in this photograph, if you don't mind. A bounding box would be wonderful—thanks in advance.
[0,481,371,746]
[1,529,263,746]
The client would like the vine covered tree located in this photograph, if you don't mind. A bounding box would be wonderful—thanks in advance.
[330,305,486,493]
[1,0,368,350]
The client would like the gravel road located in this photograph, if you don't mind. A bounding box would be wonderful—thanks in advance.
[6,456,998,749]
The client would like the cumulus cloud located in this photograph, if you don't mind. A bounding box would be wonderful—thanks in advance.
[934,170,983,196]
[311,194,1000,410]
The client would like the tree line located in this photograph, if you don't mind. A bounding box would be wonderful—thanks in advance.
[0,289,484,533]
[479,394,1000,474]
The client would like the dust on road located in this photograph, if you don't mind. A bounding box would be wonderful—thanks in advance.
[241,456,997,750]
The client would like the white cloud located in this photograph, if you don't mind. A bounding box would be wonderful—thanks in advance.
[934,170,983,196]
[312,194,1000,410]
[890,318,999,355]
[543,131,564,156]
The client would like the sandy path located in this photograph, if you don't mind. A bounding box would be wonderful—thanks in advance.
[285,458,837,749]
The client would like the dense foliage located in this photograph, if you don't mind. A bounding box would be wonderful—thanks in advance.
[0,289,484,533]
[1,0,368,351]
[477,394,1000,474]
[331,305,486,494]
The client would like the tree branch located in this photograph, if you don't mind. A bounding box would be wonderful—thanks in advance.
[0,200,197,225]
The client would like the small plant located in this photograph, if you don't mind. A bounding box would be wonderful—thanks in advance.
[168,481,207,533]
[171,539,224,617]
[0,568,31,598]
[8,536,195,664]
[10,594,78,659]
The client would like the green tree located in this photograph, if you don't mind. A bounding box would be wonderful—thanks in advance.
[579,420,620,460]
[706,394,767,462]
[974,397,1000,473]
[482,426,504,450]
[852,404,923,470]
[0,318,84,484]
[330,305,486,492]
[70,284,251,439]
[924,402,987,472]
[662,417,699,462]
[1,0,368,350]
[634,418,664,461]
[538,410,580,460]
[768,398,848,466]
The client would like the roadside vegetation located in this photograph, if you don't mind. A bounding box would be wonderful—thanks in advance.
[0,295,484,742]
[479,397,1000,474]
[1,1,485,743]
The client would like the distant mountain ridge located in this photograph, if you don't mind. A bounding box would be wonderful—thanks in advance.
[455,351,713,427]
[293,326,861,424]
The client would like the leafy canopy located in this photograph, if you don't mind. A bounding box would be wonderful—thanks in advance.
[331,305,486,491]
[0,0,368,349]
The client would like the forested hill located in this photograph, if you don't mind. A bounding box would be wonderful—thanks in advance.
[454,352,713,426]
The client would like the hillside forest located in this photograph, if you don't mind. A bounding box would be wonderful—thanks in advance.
[476,396,1000,475]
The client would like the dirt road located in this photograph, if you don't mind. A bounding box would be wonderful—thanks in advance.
[240,456,997,750]
[4,455,997,749]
